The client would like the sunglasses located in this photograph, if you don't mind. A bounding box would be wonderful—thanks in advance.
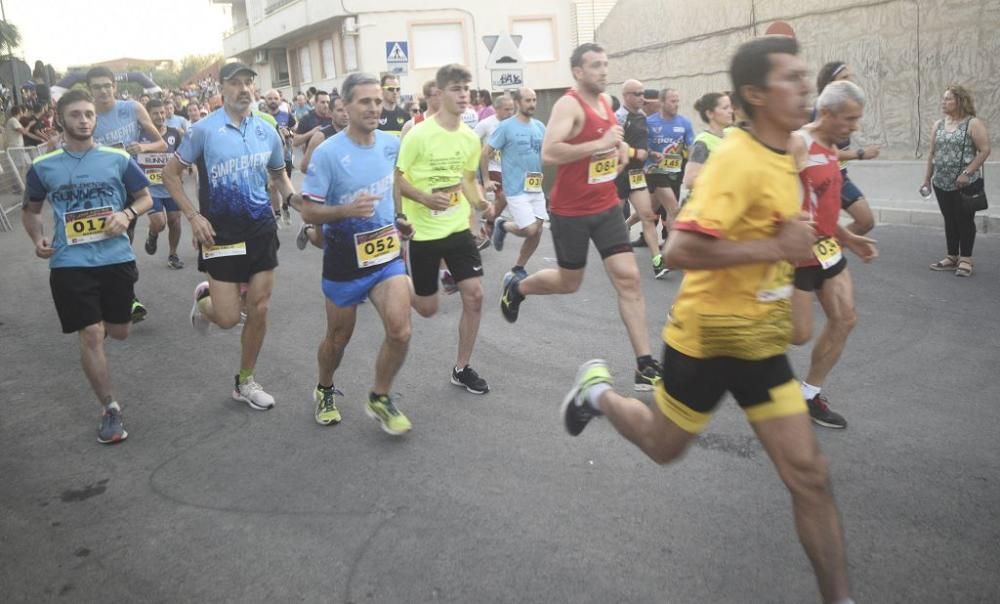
[384,87,400,92]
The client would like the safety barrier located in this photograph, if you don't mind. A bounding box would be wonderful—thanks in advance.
[0,145,45,231]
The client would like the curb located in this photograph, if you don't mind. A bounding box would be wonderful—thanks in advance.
[870,205,1000,233]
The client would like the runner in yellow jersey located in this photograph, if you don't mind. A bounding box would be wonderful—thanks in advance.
[560,37,855,604]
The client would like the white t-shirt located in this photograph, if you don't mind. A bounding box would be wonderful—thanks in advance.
[474,115,502,172]
[5,116,23,148]
[461,107,479,130]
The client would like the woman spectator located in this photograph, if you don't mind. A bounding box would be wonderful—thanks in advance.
[815,61,879,235]
[477,89,495,121]
[683,92,733,189]
[923,86,991,277]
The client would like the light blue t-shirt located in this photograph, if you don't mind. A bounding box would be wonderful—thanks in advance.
[93,100,142,148]
[488,116,546,196]
[25,146,150,268]
[645,112,695,177]
[165,114,190,132]
[301,130,400,281]
[175,109,285,242]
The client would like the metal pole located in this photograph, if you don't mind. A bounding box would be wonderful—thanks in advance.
[0,0,19,105]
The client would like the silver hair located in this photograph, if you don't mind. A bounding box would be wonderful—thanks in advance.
[817,80,865,113]
[342,72,380,103]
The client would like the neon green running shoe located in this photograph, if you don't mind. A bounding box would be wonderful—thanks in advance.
[365,393,411,436]
[560,359,612,436]
[314,387,342,425]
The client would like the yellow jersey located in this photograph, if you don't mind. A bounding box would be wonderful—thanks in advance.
[665,127,801,360]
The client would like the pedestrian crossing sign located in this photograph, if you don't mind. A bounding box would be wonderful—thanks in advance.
[386,41,409,76]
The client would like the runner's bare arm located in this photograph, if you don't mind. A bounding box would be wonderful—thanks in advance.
[132,102,167,153]
[268,166,296,206]
[664,218,816,269]
[462,170,490,213]
[292,127,319,148]
[480,143,496,190]
[301,129,324,173]
[788,132,808,172]
[395,168,452,211]
[20,200,53,258]
[300,192,380,224]
[541,96,619,165]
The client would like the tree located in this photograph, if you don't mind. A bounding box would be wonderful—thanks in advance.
[0,20,20,53]
[178,53,223,84]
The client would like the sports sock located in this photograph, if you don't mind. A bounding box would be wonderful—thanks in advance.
[801,382,821,400]
[317,383,333,391]
[238,369,253,384]
[106,401,120,411]
[584,383,611,413]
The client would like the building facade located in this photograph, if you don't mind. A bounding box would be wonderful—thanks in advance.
[215,0,617,104]
[597,0,1000,160]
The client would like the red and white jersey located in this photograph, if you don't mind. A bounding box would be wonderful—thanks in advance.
[796,128,843,268]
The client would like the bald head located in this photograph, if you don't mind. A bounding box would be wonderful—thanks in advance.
[264,89,281,111]
[512,87,538,118]
[622,79,645,111]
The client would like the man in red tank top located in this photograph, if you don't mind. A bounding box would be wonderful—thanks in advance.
[499,43,662,391]
[789,80,878,430]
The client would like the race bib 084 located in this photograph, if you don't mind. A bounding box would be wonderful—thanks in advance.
[588,149,618,184]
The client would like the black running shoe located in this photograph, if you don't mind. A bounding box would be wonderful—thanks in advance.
[561,359,611,436]
[144,233,158,255]
[807,394,847,429]
[634,360,662,392]
[500,271,524,323]
[451,365,490,394]
[130,298,148,323]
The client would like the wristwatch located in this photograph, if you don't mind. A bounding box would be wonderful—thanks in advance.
[395,212,407,221]
[856,148,865,160]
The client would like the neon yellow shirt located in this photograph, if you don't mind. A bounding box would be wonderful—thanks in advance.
[397,116,481,241]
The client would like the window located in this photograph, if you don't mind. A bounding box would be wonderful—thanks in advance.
[321,38,336,79]
[272,49,290,86]
[299,46,312,83]
[411,22,464,69]
[343,33,358,72]
[511,18,556,62]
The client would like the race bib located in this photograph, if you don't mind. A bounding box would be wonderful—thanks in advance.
[137,152,170,186]
[430,184,462,217]
[628,169,647,190]
[588,149,618,184]
[202,242,247,260]
[64,206,114,245]
[813,238,843,269]
[354,224,400,268]
[524,172,543,193]
[657,153,683,174]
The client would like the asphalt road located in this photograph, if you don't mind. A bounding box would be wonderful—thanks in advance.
[1,196,998,603]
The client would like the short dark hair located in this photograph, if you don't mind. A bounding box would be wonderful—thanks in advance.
[479,89,492,106]
[341,73,379,103]
[146,99,164,112]
[313,90,331,100]
[9,104,22,116]
[435,64,472,90]
[730,35,799,119]
[570,43,604,69]
[85,66,115,86]
[56,89,94,121]
[694,92,726,123]
[380,74,398,87]
[422,79,437,98]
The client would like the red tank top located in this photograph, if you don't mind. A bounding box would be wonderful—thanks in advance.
[549,89,621,216]
[414,113,425,124]
[798,129,844,267]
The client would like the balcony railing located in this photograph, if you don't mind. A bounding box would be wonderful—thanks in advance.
[265,0,299,15]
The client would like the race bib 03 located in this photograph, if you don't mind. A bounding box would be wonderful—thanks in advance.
[813,238,843,269]
[524,171,543,193]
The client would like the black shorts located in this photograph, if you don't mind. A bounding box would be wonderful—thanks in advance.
[49,261,138,334]
[647,173,681,198]
[549,205,632,270]
[408,230,483,297]
[198,232,279,283]
[284,161,293,178]
[655,344,806,433]
[615,163,646,200]
[793,257,848,292]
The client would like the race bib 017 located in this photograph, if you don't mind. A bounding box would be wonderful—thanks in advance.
[64,206,114,245]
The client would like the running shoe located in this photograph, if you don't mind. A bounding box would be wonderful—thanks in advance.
[475,235,492,251]
[560,359,611,436]
[806,394,847,429]
[499,271,524,323]
[652,254,670,280]
[314,386,342,425]
[451,365,490,394]
[296,224,312,250]
[190,281,211,335]
[511,266,528,280]
[492,216,508,251]
[281,207,292,226]
[97,406,128,444]
[233,375,275,411]
[440,270,458,295]
[167,254,185,269]
[365,393,412,435]
[634,360,663,392]
[144,233,158,255]
[130,298,147,323]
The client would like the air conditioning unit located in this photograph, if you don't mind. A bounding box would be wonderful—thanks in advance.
[254,49,268,64]
[342,17,359,36]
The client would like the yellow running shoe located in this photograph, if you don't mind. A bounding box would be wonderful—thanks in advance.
[365,394,411,435]
[314,387,342,425]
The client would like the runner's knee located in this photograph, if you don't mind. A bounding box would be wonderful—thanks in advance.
[778,450,831,501]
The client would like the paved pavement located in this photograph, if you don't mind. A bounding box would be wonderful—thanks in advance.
[2,189,999,602]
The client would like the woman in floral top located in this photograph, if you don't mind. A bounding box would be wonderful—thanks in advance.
[922,86,991,277]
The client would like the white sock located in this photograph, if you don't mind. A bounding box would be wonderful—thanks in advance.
[584,383,611,413]
[801,382,821,401]
[106,401,120,411]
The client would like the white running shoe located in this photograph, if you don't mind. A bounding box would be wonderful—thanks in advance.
[232,376,275,411]
[190,281,211,335]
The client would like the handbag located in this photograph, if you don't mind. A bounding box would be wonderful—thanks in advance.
[958,121,988,213]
